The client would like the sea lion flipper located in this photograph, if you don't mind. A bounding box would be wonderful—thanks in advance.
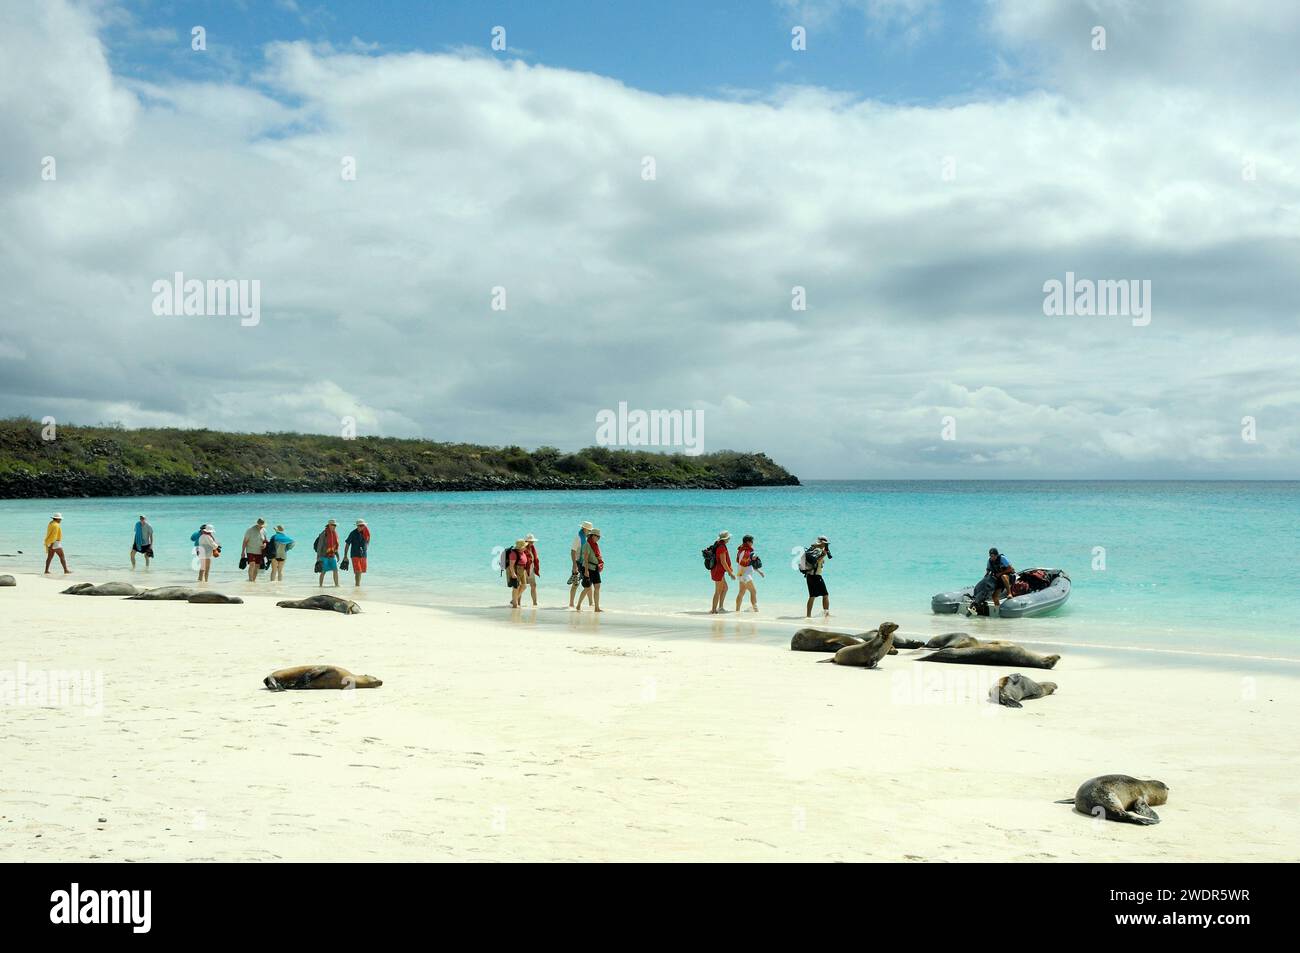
[299,666,333,686]
[999,695,1023,709]
[1128,799,1160,824]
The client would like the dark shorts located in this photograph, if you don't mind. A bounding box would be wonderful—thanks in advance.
[805,574,828,598]
[132,544,154,557]
[583,570,601,587]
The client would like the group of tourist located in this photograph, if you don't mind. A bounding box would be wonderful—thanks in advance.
[38,513,972,619]
[500,520,605,612]
[703,531,831,618]
[190,517,371,588]
[40,513,371,589]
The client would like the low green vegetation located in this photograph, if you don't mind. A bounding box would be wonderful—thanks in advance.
[0,418,799,497]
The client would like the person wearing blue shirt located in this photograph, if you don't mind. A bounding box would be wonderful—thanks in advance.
[268,524,295,582]
[130,515,154,569]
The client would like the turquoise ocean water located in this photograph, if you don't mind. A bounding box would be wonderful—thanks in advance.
[2,481,1297,657]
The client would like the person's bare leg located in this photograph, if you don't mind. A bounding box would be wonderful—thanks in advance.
[821,596,830,617]
[592,583,601,612]
[318,572,325,587]
[130,549,136,569]
[806,597,814,618]
[528,577,538,607]
[331,570,339,587]
[749,585,759,611]
[575,587,588,611]
[44,548,54,573]
[59,550,69,572]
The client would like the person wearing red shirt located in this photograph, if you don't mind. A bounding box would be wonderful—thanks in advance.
[709,530,735,614]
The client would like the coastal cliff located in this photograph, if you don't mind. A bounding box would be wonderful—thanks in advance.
[0,419,799,498]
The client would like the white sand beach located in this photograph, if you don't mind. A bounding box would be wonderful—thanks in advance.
[2,571,1297,862]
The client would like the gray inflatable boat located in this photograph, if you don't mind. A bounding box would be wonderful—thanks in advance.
[931,569,1070,618]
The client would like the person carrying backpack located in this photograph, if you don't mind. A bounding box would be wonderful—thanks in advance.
[507,539,531,608]
[801,535,832,618]
[734,534,765,613]
[575,528,603,613]
[708,530,735,614]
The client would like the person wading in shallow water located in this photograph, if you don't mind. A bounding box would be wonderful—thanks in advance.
[314,519,341,588]
[734,534,765,613]
[568,521,593,609]
[242,518,268,582]
[129,515,154,569]
[709,530,735,614]
[575,527,604,612]
[523,533,540,607]
[343,519,370,587]
[803,535,831,619]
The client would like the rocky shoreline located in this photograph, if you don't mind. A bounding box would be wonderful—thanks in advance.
[0,469,800,498]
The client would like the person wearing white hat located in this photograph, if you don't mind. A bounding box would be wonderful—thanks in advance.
[568,520,594,608]
[43,513,69,574]
[709,530,736,614]
[523,533,540,607]
[575,527,603,612]
[195,524,220,582]
[343,519,370,587]
[130,515,154,569]
[314,519,341,587]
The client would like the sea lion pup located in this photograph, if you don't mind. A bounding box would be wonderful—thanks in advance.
[1058,775,1169,825]
[891,634,926,649]
[128,586,199,601]
[925,631,980,649]
[61,581,140,596]
[0,574,16,587]
[277,594,362,614]
[264,665,382,691]
[991,673,1057,708]
[790,628,865,653]
[187,592,244,604]
[918,642,1060,670]
[818,622,897,668]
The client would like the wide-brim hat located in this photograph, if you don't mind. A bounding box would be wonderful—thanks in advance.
[718,531,731,541]
[52,512,62,519]
[327,519,338,526]
[581,521,594,531]
[524,533,537,542]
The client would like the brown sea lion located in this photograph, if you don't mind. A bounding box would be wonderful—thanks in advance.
[790,628,864,653]
[818,622,897,668]
[128,586,199,601]
[991,672,1058,708]
[925,631,980,649]
[61,581,141,596]
[187,592,244,604]
[918,642,1060,670]
[891,634,926,649]
[276,595,361,614]
[263,665,383,691]
[1058,775,1168,825]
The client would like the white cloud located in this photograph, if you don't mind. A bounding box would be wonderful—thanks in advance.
[0,0,1297,478]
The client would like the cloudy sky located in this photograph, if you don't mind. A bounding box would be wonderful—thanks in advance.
[1,0,1297,479]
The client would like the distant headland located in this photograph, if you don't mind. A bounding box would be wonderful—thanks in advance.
[0,419,799,498]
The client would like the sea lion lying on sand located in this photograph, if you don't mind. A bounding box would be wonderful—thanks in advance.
[128,586,199,601]
[991,673,1057,708]
[791,628,866,652]
[277,594,361,614]
[891,634,926,649]
[1057,775,1168,825]
[61,581,140,596]
[187,592,243,604]
[264,665,382,691]
[918,642,1060,670]
[817,623,897,668]
[0,574,15,587]
[925,631,981,649]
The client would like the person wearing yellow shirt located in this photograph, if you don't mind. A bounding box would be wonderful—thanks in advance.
[44,512,69,574]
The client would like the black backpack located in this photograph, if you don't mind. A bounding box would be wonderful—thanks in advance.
[701,544,717,571]
[750,554,762,570]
